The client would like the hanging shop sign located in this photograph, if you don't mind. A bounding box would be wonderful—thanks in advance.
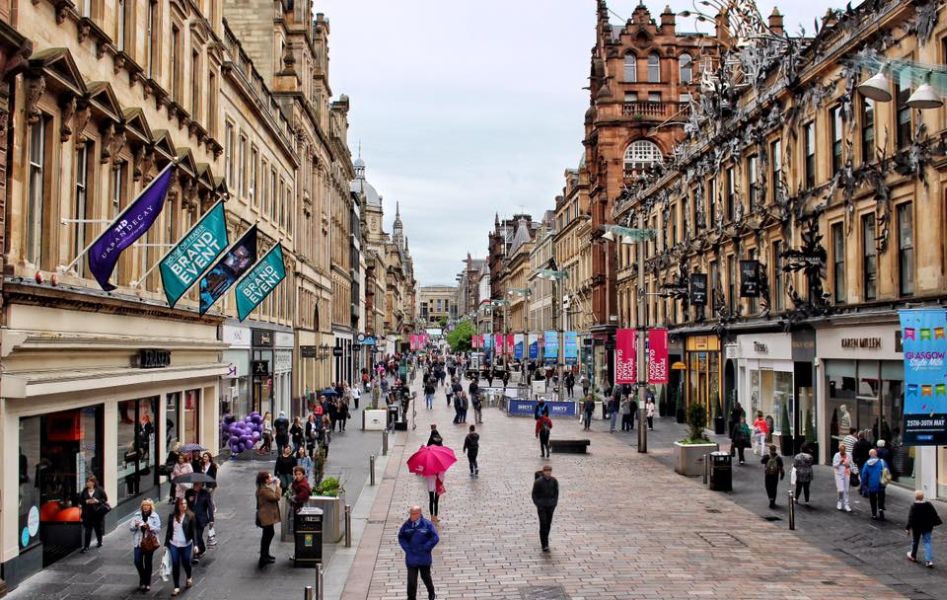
[564,331,578,365]
[739,260,760,298]
[899,309,947,446]
[690,273,708,305]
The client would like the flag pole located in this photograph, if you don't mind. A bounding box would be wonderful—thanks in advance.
[130,196,227,288]
[59,161,178,275]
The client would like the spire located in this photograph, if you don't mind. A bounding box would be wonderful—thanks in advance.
[393,201,404,249]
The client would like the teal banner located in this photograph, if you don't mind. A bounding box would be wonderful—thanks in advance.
[159,201,228,308]
[235,244,286,321]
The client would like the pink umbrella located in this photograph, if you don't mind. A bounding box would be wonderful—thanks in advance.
[406,445,457,476]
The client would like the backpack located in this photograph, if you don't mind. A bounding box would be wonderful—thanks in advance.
[765,456,780,476]
[541,419,552,434]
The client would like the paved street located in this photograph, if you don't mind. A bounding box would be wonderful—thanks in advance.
[342,378,918,600]
[4,402,383,600]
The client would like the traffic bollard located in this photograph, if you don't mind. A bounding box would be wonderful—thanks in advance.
[314,563,324,600]
[788,489,796,530]
[382,430,389,456]
[703,453,709,486]
[304,586,314,600]
[344,504,352,548]
[370,454,376,486]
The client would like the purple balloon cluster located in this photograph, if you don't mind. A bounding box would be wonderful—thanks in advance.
[221,412,263,455]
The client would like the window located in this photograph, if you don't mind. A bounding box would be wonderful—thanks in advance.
[191,50,201,119]
[647,92,661,103]
[111,162,125,217]
[262,160,270,216]
[727,254,736,314]
[897,203,914,296]
[74,142,90,276]
[80,0,91,17]
[116,397,157,504]
[171,25,181,102]
[623,53,637,82]
[27,116,47,266]
[679,93,692,104]
[895,74,912,149]
[270,168,277,220]
[647,53,660,82]
[117,0,127,52]
[747,248,758,314]
[710,260,719,308]
[250,146,259,207]
[224,122,234,186]
[238,135,247,199]
[725,167,734,221]
[623,140,663,173]
[624,92,638,103]
[207,71,217,137]
[862,213,877,301]
[747,155,758,209]
[832,222,845,303]
[770,139,781,201]
[804,121,816,188]
[670,201,678,244]
[147,0,159,77]
[861,97,874,164]
[830,105,843,175]
[679,53,693,83]
[707,177,716,226]
[772,240,784,312]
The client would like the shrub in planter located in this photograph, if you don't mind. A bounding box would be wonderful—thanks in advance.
[779,402,793,456]
[683,402,709,444]
[315,475,342,497]
[713,394,725,435]
[675,388,686,424]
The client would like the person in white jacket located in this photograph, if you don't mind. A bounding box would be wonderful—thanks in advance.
[130,499,162,592]
[832,443,853,512]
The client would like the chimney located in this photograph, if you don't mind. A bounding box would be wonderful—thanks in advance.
[768,7,784,36]
[660,5,676,34]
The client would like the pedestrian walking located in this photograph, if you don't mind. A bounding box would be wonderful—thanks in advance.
[398,506,439,600]
[792,444,814,504]
[536,413,553,458]
[352,386,361,410]
[255,471,281,568]
[185,482,213,562]
[620,396,632,432]
[171,453,193,503]
[164,497,195,596]
[130,498,161,592]
[259,411,273,454]
[531,465,558,552]
[646,396,656,430]
[729,400,745,438]
[423,378,435,410]
[565,371,575,398]
[305,413,319,459]
[463,425,480,477]
[608,394,620,433]
[275,445,297,491]
[296,446,314,484]
[274,411,290,455]
[580,373,589,397]
[471,390,483,424]
[425,473,444,522]
[761,444,784,509]
[752,412,769,456]
[842,427,858,459]
[290,416,304,453]
[731,416,751,464]
[860,448,889,521]
[832,443,853,512]
[427,424,443,446]
[79,475,108,552]
[534,398,550,420]
[339,398,350,431]
[198,452,218,491]
[906,490,942,568]
[853,431,872,474]
[581,394,595,431]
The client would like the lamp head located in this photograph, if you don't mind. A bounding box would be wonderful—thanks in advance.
[857,69,892,102]
[601,230,616,242]
[906,73,943,109]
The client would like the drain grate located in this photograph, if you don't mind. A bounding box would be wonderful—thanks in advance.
[519,585,570,600]
[696,531,746,548]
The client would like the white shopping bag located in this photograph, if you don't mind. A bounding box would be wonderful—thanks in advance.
[207,525,218,547]
[160,549,171,582]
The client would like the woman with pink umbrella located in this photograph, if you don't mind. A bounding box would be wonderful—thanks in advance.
[407,444,455,523]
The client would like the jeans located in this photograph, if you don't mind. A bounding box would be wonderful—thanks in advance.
[406,565,435,600]
[647,416,654,430]
[260,524,275,558]
[764,475,779,503]
[82,517,104,549]
[537,505,556,548]
[755,433,766,455]
[794,480,811,502]
[869,489,886,516]
[425,394,433,409]
[194,522,207,555]
[467,450,478,474]
[428,492,439,517]
[168,543,193,588]
[583,411,593,431]
[609,411,618,432]
[912,531,934,562]
[539,433,550,457]
[133,547,155,587]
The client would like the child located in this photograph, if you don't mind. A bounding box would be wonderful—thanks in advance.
[296,446,314,486]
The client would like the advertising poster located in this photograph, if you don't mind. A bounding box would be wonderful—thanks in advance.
[615,328,636,384]
[159,200,228,308]
[198,225,258,315]
[514,334,524,360]
[528,333,539,360]
[899,309,947,445]
[507,334,515,356]
[564,331,578,365]
[543,331,558,364]
[647,328,669,384]
[235,244,286,322]
[494,334,504,356]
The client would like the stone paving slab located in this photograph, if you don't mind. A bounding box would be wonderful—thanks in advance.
[344,379,909,600]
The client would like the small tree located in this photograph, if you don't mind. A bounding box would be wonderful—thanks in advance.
[804,409,816,443]
[446,320,474,352]
[686,402,709,442]
[780,402,792,438]
[312,447,326,486]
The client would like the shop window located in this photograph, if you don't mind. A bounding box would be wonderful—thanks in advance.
[184,388,201,444]
[116,398,157,504]
[749,369,794,434]
[166,392,180,454]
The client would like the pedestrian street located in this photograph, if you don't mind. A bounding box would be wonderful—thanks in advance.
[343,377,906,600]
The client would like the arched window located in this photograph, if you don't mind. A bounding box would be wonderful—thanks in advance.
[647,53,660,82]
[623,53,637,83]
[679,53,693,84]
[624,140,664,172]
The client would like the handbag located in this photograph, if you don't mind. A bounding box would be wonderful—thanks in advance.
[140,529,160,553]
[881,465,892,486]
[849,472,860,487]
[435,478,446,496]
[95,501,112,516]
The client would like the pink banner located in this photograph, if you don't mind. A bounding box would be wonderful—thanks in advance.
[647,328,669,384]
[506,334,515,356]
[615,328,636,384]
[494,334,503,354]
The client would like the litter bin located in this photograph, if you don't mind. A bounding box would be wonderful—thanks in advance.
[709,451,732,492]
[293,507,323,567]
[387,404,400,429]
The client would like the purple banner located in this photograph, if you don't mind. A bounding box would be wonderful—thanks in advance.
[88,164,175,290]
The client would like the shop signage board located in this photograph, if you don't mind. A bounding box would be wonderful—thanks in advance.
[300,346,317,358]
[252,360,270,376]
[690,273,708,305]
[138,349,171,369]
[899,309,947,446]
[739,260,760,297]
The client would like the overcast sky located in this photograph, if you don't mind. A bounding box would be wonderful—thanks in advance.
[318,0,836,286]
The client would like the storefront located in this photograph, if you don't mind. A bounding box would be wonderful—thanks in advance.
[221,323,251,425]
[732,332,794,433]
[273,331,294,418]
[333,329,354,387]
[816,321,912,485]
[684,334,722,422]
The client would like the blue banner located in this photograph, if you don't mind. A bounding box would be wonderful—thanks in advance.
[507,399,577,418]
[564,331,578,365]
[514,334,524,360]
[88,163,175,290]
[483,333,494,360]
[543,331,558,364]
[159,200,228,308]
[528,333,539,360]
[235,244,286,321]
[900,309,947,446]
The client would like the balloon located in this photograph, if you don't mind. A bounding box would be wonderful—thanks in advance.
[251,415,262,424]
[244,415,253,422]
[252,431,261,440]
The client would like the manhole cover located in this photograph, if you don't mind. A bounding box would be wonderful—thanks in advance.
[696,531,746,548]
[763,515,782,522]
[519,585,570,600]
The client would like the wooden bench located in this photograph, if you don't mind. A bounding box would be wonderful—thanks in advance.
[549,439,590,454]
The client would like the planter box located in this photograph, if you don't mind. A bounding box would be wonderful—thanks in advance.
[363,409,387,431]
[309,494,345,543]
[673,441,719,477]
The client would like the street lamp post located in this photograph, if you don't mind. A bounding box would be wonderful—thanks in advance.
[540,265,568,403]
[508,287,532,370]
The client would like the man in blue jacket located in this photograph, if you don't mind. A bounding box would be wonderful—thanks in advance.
[398,505,439,600]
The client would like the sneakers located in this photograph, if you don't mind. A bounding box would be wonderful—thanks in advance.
[172,589,180,597]
[927,562,934,568]
[542,546,550,553]
[845,505,852,512]
[907,552,917,563]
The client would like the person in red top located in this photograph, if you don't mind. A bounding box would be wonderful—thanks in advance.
[752,411,769,456]
[535,414,554,458]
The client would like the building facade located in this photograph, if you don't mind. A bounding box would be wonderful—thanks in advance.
[417,285,457,327]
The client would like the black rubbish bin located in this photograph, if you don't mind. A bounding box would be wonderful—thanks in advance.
[709,451,732,492]
[293,506,323,567]
[387,404,400,429]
